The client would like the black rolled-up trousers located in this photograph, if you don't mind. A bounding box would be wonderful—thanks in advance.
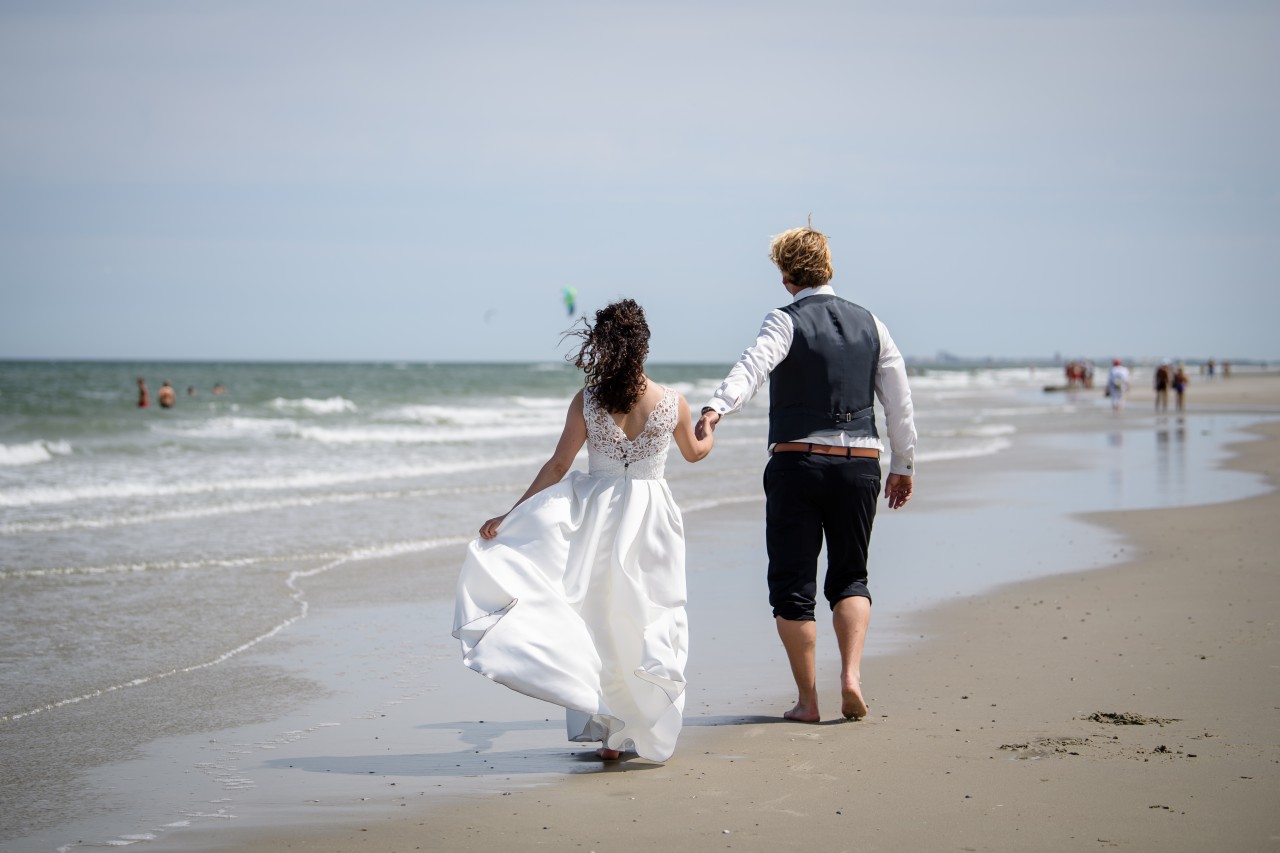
[764,452,881,621]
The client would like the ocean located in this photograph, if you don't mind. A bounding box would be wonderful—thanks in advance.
[0,358,1028,715]
[1,359,1271,850]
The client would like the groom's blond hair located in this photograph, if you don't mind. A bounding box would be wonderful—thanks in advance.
[769,226,834,290]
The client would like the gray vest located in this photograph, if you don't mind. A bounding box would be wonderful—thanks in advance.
[768,294,881,445]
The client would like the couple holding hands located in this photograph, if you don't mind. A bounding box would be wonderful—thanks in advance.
[453,224,917,762]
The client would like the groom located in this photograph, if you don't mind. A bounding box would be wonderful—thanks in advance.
[696,224,916,721]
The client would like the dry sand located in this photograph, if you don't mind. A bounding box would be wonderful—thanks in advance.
[229,376,1280,852]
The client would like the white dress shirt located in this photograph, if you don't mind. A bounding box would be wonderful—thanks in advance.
[704,285,917,477]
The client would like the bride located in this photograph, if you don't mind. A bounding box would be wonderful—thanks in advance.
[452,298,714,762]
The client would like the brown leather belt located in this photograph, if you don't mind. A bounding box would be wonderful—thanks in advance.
[772,442,879,458]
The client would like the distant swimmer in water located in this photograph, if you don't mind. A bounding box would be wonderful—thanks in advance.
[158,380,176,409]
[137,377,149,409]
[213,383,226,395]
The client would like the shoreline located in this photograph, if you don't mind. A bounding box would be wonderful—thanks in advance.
[164,380,1280,851]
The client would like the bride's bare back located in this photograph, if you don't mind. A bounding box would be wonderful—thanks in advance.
[607,375,666,441]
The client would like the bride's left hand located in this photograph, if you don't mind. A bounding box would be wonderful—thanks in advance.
[479,514,507,539]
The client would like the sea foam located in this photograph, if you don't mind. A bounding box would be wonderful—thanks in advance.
[154,417,299,439]
[268,396,357,414]
[923,423,1017,438]
[0,454,546,508]
[916,437,1014,462]
[0,482,515,535]
[0,440,71,466]
[296,423,564,445]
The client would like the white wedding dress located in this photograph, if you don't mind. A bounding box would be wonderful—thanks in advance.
[452,386,688,761]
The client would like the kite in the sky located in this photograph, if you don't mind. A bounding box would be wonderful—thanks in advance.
[562,286,577,317]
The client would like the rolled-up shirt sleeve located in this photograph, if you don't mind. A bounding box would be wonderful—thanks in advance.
[704,309,793,417]
[873,316,917,477]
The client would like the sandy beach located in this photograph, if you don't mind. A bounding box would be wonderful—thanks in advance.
[152,373,1278,853]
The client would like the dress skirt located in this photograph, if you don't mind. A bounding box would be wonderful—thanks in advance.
[452,470,688,762]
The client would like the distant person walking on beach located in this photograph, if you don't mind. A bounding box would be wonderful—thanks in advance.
[1173,363,1188,411]
[697,224,917,722]
[136,377,149,409]
[453,299,714,762]
[157,381,176,409]
[1154,360,1173,413]
[1106,359,1130,413]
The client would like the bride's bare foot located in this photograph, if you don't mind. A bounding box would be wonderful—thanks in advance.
[841,677,868,720]
[596,747,622,760]
[782,699,821,723]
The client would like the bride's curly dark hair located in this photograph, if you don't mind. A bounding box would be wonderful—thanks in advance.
[566,298,649,414]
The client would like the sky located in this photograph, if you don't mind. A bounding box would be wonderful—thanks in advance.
[1,0,1276,365]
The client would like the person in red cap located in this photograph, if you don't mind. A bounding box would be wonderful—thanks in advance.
[1106,358,1130,412]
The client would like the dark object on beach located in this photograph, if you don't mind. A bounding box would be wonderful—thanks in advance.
[1086,711,1180,726]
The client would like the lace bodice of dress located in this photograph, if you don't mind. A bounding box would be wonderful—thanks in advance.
[584,386,678,480]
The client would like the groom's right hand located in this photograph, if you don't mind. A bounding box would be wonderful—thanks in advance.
[695,408,720,441]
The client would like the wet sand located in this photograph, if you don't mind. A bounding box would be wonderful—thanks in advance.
[172,374,1280,852]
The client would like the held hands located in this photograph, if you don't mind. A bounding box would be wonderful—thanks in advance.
[479,514,507,540]
[884,473,913,510]
[695,409,720,441]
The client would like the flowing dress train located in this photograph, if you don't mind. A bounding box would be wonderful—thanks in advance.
[452,386,688,761]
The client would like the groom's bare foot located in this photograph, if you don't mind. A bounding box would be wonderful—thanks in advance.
[782,700,821,723]
[841,677,868,720]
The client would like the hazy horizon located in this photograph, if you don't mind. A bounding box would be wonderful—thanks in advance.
[2,352,1265,369]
